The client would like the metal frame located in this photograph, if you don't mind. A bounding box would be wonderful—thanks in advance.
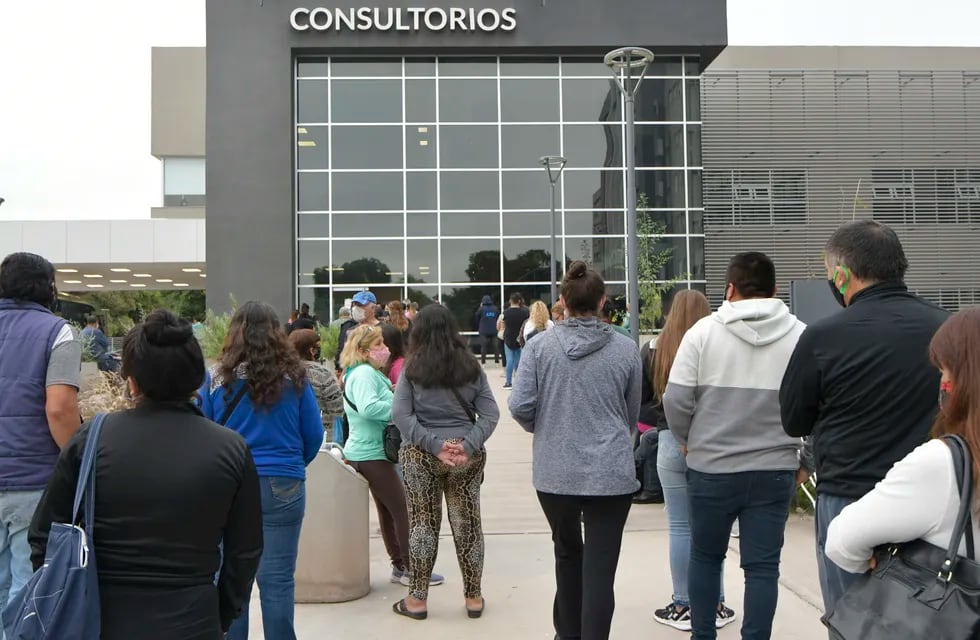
[540,155,567,305]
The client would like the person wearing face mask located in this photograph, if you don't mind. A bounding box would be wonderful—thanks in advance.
[340,325,446,590]
[289,329,344,427]
[779,220,949,622]
[334,291,380,374]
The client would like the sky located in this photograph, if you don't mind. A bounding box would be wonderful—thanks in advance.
[1,0,979,222]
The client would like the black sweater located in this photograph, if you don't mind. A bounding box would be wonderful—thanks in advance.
[780,282,949,499]
[638,339,668,431]
[29,402,263,637]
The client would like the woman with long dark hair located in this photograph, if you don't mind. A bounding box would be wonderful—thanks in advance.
[381,322,407,385]
[198,301,324,640]
[29,310,263,639]
[509,261,643,640]
[826,309,980,583]
[645,291,736,631]
[391,305,499,620]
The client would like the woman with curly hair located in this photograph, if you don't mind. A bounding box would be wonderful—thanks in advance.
[198,301,324,640]
[387,300,413,340]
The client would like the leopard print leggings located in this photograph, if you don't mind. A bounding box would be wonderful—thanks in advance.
[401,441,486,601]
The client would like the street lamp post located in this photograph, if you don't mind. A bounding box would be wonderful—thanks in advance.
[606,47,654,343]
[540,155,567,306]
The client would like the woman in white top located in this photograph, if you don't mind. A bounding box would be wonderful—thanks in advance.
[522,301,554,343]
[826,309,980,575]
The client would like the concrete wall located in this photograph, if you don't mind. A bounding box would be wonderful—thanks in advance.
[152,47,206,158]
[205,0,727,315]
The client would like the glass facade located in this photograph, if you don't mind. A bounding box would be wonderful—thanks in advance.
[295,55,705,330]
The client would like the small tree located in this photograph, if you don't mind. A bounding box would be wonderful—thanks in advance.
[636,193,688,332]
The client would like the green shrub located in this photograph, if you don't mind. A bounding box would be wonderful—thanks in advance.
[317,324,340,363]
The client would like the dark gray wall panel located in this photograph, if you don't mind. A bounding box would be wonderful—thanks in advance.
[701,67,980,312]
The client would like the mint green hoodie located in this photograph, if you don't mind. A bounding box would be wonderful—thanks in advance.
[343,363,394,462]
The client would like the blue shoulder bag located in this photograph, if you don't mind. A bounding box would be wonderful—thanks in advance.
[2,413,105,640]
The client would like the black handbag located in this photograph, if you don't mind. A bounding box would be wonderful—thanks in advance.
[342,388,401,464]
[824,435,980,639]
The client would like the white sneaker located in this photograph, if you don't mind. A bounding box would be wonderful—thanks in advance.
[653,602,691,631]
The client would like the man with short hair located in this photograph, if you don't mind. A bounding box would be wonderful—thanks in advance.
[780,220,949,618]
[334,291,379,373]
[498,293,530,389]
[665,252,806,639]
[0,253,82,610]
[330,307,351,329]
[81,315,120,373]
[292,302,318,332]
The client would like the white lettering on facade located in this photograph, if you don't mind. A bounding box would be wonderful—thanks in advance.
[290,7,518,33]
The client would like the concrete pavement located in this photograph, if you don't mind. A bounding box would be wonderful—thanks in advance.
[248,362,829,639]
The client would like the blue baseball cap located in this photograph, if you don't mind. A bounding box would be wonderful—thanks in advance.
[351,291,377,305]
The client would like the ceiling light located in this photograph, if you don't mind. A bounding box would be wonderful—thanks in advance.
[174,283,190,287]
[298,140,316,147]
[199,274,207,278]
[57,268,78,273]
[130,283,146,288]
[109,280,127,284]
[63,280,82,284]
[83,274,103,279]
[182,268,202,273]
[133,273,152,278]
[110,268,131,273]
[419,140,429,147]
[86,284,104,289]
[297,127,308,134]
[156,279,173,283]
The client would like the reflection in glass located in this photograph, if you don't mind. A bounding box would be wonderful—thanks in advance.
[299,241,330,275]
[443,285,500,334]
[331,57,402,77]
[297,214,330,238]
[441,239,500,283]
[332,240,405,284]
[504,239,552,282]
[439,57,497,76]
[405,58,436,77]
[574,237,626,281]
[503,212,554,236]
[439,80,498,122]
[689,171,703,208]
[406,80,436,122]
[635,78,685,122]
[500,79,560,122]
[297,60,329,78]
[442,211,500,237]
[563,124,622,168]
[440,126,498,168]
[297,126,329,170]
[501,125,560,169]
[649,237,689,280]
[298,287,331,324]
[506,283,557,307]
[500,57,558,76]
[298,173,330,211]
[332,80,401,122]
[561,58,611,77]
[407,239,439,283]
[564,170,624,210]
[502,171,557,210]
[687,126,702,166]
[565,211,625,236]
[333,213,404,238]
[640,211,687,235]
[297,80,329,122]
[690,209,704,234]
[407,172,437,209]
[686,80,701,121]
[441,172,499,210]
[636,170,686,209]
[332,126,402,170]
[636,125,686,168]
[690,237,704,280]
[332,173,402,211]
[562,79,621,122]
[407,212,438,237]
[407,126,437,169]
[407,286,439,309]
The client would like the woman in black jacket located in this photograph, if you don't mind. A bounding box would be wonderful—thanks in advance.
[29,310,263,640]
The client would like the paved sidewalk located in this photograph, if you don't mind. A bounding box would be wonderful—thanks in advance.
[248,363,828,639]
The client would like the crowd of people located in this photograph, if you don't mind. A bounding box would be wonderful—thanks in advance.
[0,217,976,640]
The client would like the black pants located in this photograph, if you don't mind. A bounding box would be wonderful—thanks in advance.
[479,334,498,364]
[537,492,633,640]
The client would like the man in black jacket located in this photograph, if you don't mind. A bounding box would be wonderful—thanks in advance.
[779,220,948,618]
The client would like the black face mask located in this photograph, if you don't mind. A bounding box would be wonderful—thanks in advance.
[827,279,847,308]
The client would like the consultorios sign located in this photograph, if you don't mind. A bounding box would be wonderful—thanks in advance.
[290,7,518,33]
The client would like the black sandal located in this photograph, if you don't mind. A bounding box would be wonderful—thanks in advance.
[393,599,428,620]
[467,598,485,619]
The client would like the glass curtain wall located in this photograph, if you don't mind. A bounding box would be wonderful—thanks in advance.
[295,55,704,331]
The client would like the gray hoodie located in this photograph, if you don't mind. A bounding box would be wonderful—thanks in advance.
[509,317,643,496]
[663,299,806,474]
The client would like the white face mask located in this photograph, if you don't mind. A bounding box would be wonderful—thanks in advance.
[351,306,367,323]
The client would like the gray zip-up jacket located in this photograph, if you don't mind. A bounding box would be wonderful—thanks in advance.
[509,317,643,496]
[392,370,500,456]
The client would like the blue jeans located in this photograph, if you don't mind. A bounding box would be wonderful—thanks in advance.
[656,431,723,607]
[227,477,306,640]
[688,469,795,640]
[0,489,44,613]
[504,345,522,386]
[815,493,859,617]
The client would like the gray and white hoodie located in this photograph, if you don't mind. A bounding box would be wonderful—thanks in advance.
[663,299,806,474]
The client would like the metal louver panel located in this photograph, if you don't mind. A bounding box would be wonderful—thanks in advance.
[701,68,980,312]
